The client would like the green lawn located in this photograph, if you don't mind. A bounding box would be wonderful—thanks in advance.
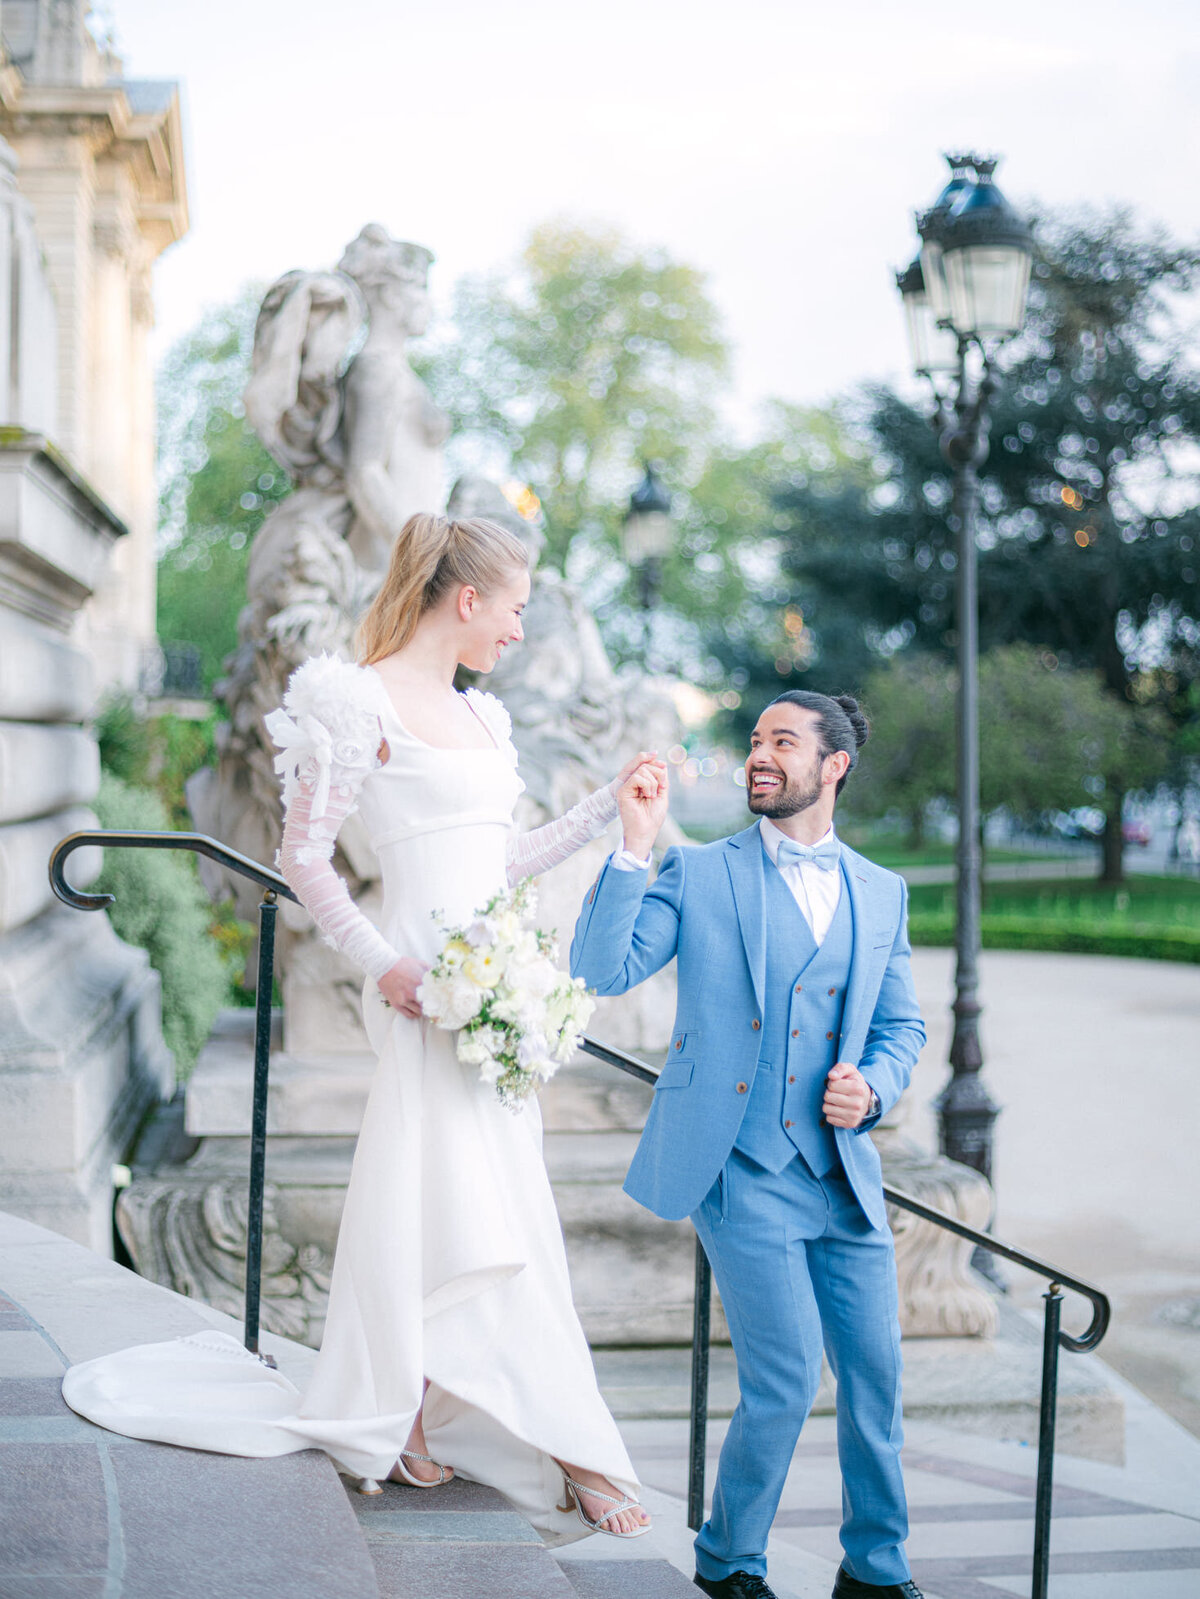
[852,842,1073,871]
[905,873,1200,963]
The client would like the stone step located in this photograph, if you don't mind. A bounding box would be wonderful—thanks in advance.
[345,1474,578,1597]
[0,1211,379,1599]
[557,1556,700,1597]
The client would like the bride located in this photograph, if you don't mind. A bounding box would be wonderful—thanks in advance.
[63,511,668,1544]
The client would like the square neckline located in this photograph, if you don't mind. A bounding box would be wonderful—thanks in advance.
[362,663,501,754]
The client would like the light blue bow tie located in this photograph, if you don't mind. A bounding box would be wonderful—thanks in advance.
[775,837,841,873]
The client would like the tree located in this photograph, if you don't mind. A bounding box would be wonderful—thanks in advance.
[773,210,1200,880]
[849,646,1169,849]
[424,221,729,575]
[846,655,954,847]
[156,287,290,691]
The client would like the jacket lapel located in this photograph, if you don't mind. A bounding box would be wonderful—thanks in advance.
[839,848,877,1062]
[723,825,766,1014]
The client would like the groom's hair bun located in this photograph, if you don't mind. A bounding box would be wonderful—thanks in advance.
[766,689,869,797]
[832,694,870,751]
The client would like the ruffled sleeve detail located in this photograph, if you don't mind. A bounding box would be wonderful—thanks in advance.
[264,652,384,823]
[463,688,520,771]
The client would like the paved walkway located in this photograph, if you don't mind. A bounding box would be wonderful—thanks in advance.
[906,948,1200,1440]
[570,1392,1200,1599]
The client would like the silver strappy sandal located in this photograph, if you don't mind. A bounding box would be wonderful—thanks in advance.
[561,1473,651,1539]
[390,1448,454,1488]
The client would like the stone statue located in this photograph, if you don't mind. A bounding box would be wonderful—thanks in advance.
[188,225,449,1053]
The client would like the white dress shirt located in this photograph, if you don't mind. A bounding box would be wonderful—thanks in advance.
[611,846,653,872]
[758,817,841,946]
[611,820,842,946]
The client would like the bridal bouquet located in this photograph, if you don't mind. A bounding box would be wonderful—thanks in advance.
[417,879,595,1111]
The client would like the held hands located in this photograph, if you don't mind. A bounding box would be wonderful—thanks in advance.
[822,1062,873,1129]
[378,956,430,1020]
[615,751,669,860]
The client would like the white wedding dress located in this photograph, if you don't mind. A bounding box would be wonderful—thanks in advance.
[62,654,638,1543]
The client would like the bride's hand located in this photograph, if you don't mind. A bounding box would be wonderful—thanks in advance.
[378,957,429,1019]
[613,750,661,789]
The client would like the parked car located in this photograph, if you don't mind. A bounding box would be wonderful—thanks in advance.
[1049,808,1104,843]
[1122,819,1152,847]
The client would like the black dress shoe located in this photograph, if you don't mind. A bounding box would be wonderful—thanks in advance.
[693,1573,778,1599]
[832,1567,924,1599]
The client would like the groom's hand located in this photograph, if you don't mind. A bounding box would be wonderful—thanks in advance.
[617,754,669,860]
[823,1062,872,1128]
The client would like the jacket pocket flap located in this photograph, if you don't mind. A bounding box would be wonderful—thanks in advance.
[655,1057,696,1091]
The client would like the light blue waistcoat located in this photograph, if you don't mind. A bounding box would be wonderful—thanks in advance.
[733,850,852,1177]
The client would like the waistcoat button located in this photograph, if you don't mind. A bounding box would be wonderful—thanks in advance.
[788,1075,796,1084]
[674,1038,683,1050]
[784,1119,793,1129]
[826,1031,834,1040]
[828,987,837,996]
[736,1081,748,1094]
[791,1028,799,1038]
[795,984,803,993]
[751,1018,761,1031]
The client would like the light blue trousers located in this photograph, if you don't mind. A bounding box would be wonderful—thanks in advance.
[691,1149,911,1585]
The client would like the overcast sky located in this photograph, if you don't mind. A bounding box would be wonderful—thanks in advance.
[109,0,1199,432]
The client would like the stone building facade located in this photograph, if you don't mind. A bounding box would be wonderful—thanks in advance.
[0,1,186,1249]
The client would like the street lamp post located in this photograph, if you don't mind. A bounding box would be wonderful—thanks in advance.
[622,463,674,666]
[896,154,1034,1185]
[622,463,673,612]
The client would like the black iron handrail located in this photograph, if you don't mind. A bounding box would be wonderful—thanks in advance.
[50,829,297,1360]
[51,827,1109,1599]
[580,1034,1110,1599]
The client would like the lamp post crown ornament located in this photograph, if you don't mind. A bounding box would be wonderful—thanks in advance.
[629,462,671,518]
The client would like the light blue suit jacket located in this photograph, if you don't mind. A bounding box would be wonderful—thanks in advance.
[570,825,926,1228]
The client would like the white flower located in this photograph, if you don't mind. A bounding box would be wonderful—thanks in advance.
[476,1053,503,1085]
[508,953,557,1002]
[462,950,504,989]
[419,972,483,1029]
[516,1032,550,1068]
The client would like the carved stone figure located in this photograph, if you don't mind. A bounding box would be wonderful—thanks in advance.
[117,1176,334,1345]
[188,227,449,1053]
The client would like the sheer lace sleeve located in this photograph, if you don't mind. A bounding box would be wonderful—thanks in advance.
[264,654,399,983]
[275,778,400,981]
[505,781,620,885]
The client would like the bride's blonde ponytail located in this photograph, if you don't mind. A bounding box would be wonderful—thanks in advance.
[356,512,530,664]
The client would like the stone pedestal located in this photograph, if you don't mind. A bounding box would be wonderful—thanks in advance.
[120,1003,996,1351]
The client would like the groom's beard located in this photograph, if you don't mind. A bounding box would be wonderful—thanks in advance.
[746,761,823,819]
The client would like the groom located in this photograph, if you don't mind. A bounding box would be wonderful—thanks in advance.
[571,691,926,1599]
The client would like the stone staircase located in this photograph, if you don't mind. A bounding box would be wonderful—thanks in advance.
[346,1474,698,1599]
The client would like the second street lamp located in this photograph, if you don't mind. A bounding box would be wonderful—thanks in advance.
[622,463,673,613]
[898,153,1034,1186]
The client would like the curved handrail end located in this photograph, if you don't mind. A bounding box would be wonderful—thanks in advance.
[49,831,114,911]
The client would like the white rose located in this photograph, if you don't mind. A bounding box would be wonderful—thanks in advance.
[509,955,557,1002]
